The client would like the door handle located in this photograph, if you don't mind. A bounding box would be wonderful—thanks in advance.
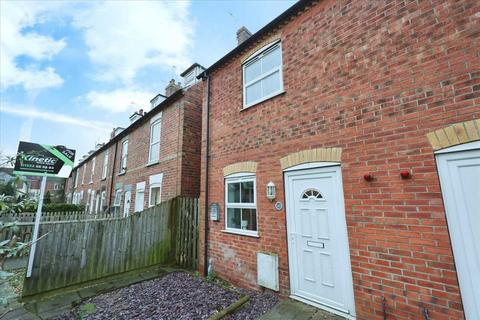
[307,241,325,248]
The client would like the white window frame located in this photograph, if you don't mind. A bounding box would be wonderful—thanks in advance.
[148,173,163,207]
[82,164,86,184]
[135,181,145,212]
[90,157,96,183]
[184,70,195,87]
[224,173,258,236]
[242,40,283,109]
[120,139,128,173]
[95,193,100,213]
[74,170,79,187]
[102,151,109,180]
[113,189,122,207]
[148,113,162,164]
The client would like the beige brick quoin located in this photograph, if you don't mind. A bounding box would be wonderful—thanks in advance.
[223,161,258,177]
[241,34,281,64]
[427,119,480,150]
[280,147,342,170]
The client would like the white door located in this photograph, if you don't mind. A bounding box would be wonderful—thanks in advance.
[285,165,355,317]
[89,190,94,214]
[123,191,131,217]
[95,194,100,213]
[436,143,480,320]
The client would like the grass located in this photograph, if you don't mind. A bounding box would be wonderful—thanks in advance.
[8,267,25,295]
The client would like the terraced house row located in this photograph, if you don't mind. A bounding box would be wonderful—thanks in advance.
[67,0,480,319]
[66,64,204,216]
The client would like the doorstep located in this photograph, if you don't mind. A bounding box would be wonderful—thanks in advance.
[260,299,347,320]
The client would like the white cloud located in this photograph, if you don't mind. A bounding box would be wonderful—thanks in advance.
[72,1,193,84]
[85,89,154,113]
[0,1,66,90]
[0,104,111,132]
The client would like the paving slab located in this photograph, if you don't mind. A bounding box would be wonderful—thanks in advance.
[260,299,346,320]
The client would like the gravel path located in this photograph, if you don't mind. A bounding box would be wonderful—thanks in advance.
[56,272,279,320]
[57,272,241,320]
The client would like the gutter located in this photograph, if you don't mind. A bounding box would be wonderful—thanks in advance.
[203,75,211,276]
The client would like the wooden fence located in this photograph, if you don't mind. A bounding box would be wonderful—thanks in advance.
[1,211,121,243]
[22,197,199,297]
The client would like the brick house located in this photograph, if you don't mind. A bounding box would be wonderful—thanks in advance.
[66,65,204,216]
[198,1,479,319]
[27,176,66,203]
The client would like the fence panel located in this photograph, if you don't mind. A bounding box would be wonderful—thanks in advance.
[21,197,198,296]
[175,197,199,269]
[0,211,123,242]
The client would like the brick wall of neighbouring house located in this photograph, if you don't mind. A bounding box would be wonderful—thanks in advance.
[180,83,204,198]
[69,84,203,215]
[199,1,479,319]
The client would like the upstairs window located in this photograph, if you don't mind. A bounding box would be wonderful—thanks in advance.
[120,139,128,173]
[148,114,162,164]
[74,170,79,187]
[82,164,86,185]
[102,151,109,179]
[243,41,283,108]
[90,157,96,183]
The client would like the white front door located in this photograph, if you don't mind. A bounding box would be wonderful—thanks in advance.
[285,165,355,317]
[436,142,480,320]
[89,190,95,214]
[123,191,131,217]
[95,194,100,213]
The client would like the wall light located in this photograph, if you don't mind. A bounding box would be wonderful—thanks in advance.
[266,181,276,201]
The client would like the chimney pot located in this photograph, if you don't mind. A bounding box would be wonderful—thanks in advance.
[165,78,182,97]
[236,26,252,45]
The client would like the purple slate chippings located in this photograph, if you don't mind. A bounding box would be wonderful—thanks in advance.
[55,272,279,320]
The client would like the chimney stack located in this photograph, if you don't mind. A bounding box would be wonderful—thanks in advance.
[236,26,252,45]
[165,79,182,97]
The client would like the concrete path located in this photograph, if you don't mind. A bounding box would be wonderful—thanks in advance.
[260,299,346,320]
[0,265,175,320]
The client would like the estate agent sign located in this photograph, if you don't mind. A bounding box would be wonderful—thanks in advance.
[13,141,76,278]
[13,141,75,178]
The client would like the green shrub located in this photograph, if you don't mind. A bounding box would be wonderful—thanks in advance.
[42,203,85,212]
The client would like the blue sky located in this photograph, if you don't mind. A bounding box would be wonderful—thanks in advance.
[0,0,295,164]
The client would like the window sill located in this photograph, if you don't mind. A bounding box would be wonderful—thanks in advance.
[221,229,259,238]
[242,90,285,111]
[101,177,107,181]
[118,171,126,176]
[146,160,159,167]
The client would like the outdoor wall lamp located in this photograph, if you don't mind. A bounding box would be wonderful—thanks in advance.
[400,170,411,179]
[266,181,276,201]
[363,173,374,182]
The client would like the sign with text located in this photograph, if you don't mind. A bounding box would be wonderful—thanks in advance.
[13,141,75,178]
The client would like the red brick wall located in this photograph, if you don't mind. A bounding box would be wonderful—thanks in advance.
[181,83,204,197]
[70,85,203,214]
[200,1,479,319]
